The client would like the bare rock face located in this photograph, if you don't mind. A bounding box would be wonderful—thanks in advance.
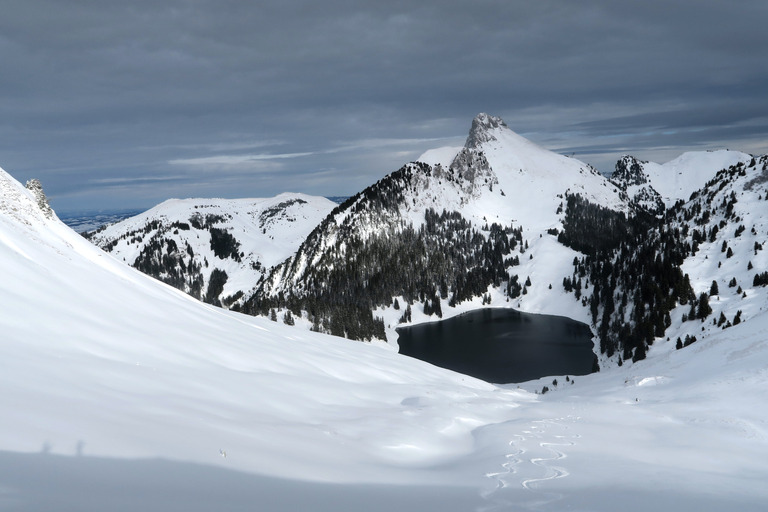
[611,155,649,187]
[610,156,665,216]
[449,148,498,198]
[465,113,508,149]
[25,178,54,219]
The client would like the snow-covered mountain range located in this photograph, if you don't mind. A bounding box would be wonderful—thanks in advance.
[2,150,768,510]
[87,114,768,372]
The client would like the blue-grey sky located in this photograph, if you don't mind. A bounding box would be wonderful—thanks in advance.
[2,0,767,213]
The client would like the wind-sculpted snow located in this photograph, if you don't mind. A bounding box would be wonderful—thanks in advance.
[0,165,528,485]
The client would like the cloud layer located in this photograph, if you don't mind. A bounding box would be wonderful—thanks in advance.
[1,0,766,211]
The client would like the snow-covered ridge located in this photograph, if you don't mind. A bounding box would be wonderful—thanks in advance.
[87,192,336,305]
[0,167,56,227]
[612,150,752,207]
[673,156,768,339]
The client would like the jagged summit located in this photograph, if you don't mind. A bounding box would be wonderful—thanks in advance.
[0,167,58,227]
[465,113,509,149]
[609,156,664,216]
[25,178,55,220]
[418,114,628,230]
[612,155,649,187]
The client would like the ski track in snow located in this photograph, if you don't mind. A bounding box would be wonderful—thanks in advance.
[479,416,580,512]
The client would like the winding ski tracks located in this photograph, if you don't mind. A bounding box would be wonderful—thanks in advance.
[480,416,580,511]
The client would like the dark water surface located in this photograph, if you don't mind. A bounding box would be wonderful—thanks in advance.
[397,308,596,384]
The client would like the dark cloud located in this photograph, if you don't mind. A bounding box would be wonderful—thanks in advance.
[0,0,766,211]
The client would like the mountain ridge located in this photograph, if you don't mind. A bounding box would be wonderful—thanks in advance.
[87,192,336,306]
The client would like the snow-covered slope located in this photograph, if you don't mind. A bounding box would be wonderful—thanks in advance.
[611,155,768,345]
[3,165,768,511]
[669,156,768,342]
[455,113,628,231]
[87,194,335,305]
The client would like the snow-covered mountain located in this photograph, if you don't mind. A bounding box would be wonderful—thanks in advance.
[609,150,752,211]
[86,194,336,306]
[238,114,768,373]
[245,114,632,341]
[609,155,667,215]
[571,153,768,363]
[3,164,768,511]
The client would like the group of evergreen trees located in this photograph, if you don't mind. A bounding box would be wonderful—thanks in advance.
[90,212,242,306]
[557,158,767,363]
[558,192,694,362]
[244,207,523,341]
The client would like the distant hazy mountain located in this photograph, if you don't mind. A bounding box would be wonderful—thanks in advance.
[60,209,147,233]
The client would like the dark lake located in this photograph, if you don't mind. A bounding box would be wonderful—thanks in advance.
[396,308,597,384]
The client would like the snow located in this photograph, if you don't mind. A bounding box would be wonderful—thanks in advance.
[4,143,768,510]
[417,145,462,167]
[372,117,628,339]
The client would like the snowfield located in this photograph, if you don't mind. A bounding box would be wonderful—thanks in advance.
[3,157,768,511]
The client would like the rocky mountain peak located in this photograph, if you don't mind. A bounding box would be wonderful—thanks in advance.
[25,178,55,219]
[465,113,508,149]
[608,156,664,216]
[610,155,649,189]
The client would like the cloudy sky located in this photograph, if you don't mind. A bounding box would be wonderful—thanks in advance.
[2,0,767,213]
